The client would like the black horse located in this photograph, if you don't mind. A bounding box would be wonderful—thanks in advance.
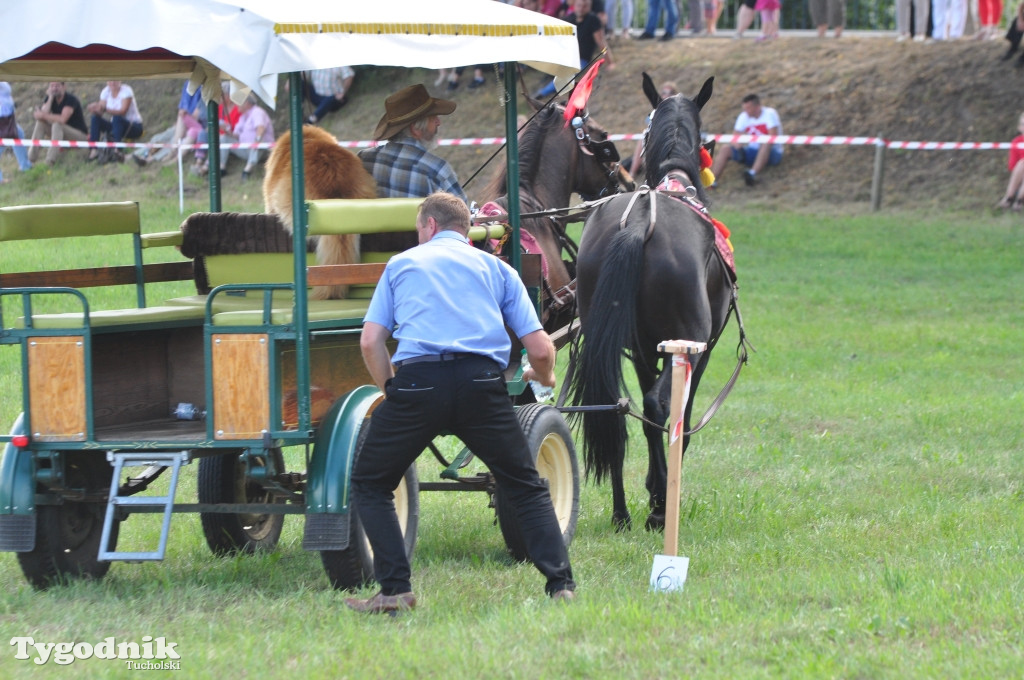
[570,74,736,531]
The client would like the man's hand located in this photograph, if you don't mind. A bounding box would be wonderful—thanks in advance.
[521,329,556,388]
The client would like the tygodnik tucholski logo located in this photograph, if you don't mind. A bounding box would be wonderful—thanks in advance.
[10,636,181,668]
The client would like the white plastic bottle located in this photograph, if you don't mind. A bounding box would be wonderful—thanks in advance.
[520,350,554,402]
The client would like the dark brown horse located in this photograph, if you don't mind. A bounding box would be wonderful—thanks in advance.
[478,100,630,334]
[570,74,736,531]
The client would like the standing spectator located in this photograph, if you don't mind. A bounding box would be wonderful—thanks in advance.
[346,192,576,614]
[85,81,144,162]
[709,92,783,187]
[810,0,845,37]
[996,111,1024,210]
[684,0,705,34]
[224,94,274,180]
[535,0,611,98]
[896,0,931,40]
[932,0,967,39]
[734,0,758,37]
[606,0,635,38]
[638,0,681,40]
[27,81,88,166]
[358,84,467,203]
[975,0,1002,39]
[755,0,781,39]
[0,82,32,183]
[304,66,355,125]
[703,0,724,34]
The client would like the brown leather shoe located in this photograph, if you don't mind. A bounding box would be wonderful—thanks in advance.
[551,589,576,603]
[344,591,416,614]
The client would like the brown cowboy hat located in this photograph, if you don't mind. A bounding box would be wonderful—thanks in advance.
[373,84,456,141]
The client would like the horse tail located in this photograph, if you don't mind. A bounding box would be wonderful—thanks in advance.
[571,221,647,484]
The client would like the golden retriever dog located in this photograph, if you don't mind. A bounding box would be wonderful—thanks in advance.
[263,125,378,299]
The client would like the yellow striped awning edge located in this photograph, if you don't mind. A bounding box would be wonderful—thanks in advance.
[273,22,575,37]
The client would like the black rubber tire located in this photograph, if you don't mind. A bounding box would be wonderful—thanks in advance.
[17,453,118,589]
[320,424,420,591]
[198,448,286,555]
[495,403,580,562]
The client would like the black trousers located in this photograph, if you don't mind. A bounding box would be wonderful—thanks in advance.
[351,355,575,596]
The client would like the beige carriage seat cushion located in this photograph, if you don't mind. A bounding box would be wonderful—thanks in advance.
[210,299,371,327]
[0,201,139,242]
[19,304,206,330]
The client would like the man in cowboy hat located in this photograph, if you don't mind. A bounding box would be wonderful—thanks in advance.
[359,84,468,204]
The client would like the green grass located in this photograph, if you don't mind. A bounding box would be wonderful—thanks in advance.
[1,208,1023,678]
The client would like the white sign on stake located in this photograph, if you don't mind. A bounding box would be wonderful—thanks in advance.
[650,339,706,595]
[650,554,689,592]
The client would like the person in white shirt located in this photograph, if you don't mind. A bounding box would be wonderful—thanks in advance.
[85,81,144,162]
[709,92,782,187]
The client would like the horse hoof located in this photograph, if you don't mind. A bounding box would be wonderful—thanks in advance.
[645,512,666,532]
[612,514,632,532]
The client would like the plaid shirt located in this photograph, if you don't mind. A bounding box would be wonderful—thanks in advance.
[359,136,468,204]
[307,66,354,98]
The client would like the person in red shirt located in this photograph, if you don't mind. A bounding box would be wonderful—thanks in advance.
[996,111,1024,210]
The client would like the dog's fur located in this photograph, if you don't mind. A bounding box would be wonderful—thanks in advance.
[263,125,378,299]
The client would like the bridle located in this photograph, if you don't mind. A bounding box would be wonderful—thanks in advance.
[568,113,634,198]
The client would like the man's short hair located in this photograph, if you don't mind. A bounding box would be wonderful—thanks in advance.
[419,192,470,232]
[742,94,760,105]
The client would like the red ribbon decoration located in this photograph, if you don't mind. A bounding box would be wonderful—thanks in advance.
[563,58,606,127]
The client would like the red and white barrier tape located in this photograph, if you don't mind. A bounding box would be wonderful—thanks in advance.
[3,135,1023,151]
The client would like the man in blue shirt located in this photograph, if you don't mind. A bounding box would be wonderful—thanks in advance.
[346,192,576,614]
[358,84,468,205]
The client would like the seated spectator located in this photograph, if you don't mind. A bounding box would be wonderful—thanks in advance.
[996,111,1024,210]
[0,82,32,183]
[136,82,203,166]
[709,93,783,187]
[305,67,355,125]
[86,81,144,162]
[223,94,274,181]
[27,81,88,166]
[193,82,241,177]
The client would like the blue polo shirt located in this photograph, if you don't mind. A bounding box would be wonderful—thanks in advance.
[364,230,541,368]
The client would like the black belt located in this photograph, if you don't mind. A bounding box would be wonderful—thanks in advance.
[393,352,479,368]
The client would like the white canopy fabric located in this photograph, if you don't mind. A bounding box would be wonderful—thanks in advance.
[218,0,580,86]
[0,0,279,105]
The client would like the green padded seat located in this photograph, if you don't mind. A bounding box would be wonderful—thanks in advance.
[20,305,206,330]
[211,299,370,327]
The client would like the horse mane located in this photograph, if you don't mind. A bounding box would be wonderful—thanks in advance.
[479,105,560,202]
[644,95,709,206]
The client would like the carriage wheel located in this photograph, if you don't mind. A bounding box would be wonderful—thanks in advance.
[320,424,420,591]
[495,403,580,562]
[198,448,286,555]
[17,453,118,589]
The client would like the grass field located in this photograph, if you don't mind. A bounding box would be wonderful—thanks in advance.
[0,207,1022,679]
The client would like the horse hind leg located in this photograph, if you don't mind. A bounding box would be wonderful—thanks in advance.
[642,369,672,532]
[610,464,632,531]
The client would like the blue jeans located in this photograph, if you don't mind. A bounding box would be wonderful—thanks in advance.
[12,124,31,170]
[644,0,680,36]
[90,114,143,143]
[310,90,347,122]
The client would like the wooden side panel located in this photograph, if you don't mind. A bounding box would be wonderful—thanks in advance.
[211,334,269,439]
[28,336,86,441]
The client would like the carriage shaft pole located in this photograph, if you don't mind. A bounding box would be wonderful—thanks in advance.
[657,340,707,557]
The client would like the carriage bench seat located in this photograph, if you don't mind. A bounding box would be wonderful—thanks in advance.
[17,304,207,331]
[209,299,371,327]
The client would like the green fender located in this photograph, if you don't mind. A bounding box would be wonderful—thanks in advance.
[0,414,37,552]
[305,385,381,516]
[0,414,34,516]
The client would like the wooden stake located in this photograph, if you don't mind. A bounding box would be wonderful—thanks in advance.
[656,339,706,557]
